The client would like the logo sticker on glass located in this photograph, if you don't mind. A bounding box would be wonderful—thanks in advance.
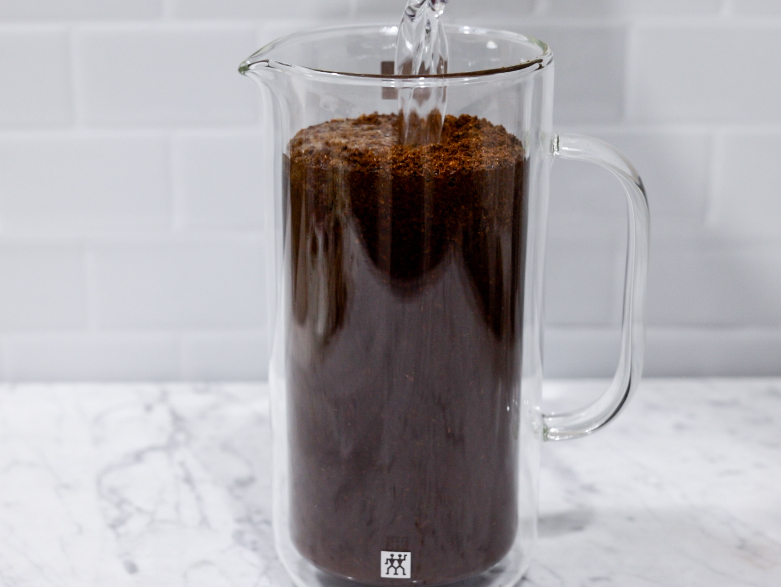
[381,551,411,579]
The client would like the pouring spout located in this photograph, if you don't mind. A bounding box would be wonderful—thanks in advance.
[239,56,270,77]
[239,39,279,79]
[239,56,281,91]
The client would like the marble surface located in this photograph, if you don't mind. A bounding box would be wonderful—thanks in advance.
[0,379,778,586]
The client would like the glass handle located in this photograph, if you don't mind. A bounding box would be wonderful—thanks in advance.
[543,133,650,441]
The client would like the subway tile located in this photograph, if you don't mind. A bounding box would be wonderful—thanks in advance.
[74,26,259,125]
[731,0,781,15]
[91,238,266,330]
[174,133,265,230]
[172,0,351,19]
[0,0,161,20]
[551,129,711,227]
[0,244,87,330]
[646,238,781,327]
[544,226,625,327]
[182,332,269,380]
[543,0,724,16]
[0,135,171,231]
[630,25,781,124]
[4,333,180,381]
[521,25,626,124]
[0,30,72,127]
[710,131,781,238]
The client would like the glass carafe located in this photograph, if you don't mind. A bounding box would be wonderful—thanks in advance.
[240,24,649,587]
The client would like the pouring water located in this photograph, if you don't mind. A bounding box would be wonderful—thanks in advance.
[395,0,449,145]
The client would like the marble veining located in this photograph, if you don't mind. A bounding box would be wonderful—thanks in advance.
[0,379,779,586]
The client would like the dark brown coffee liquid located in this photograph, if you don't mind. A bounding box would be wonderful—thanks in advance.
[286,113,527,585]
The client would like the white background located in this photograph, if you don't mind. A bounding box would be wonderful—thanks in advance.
[0,0,779,381]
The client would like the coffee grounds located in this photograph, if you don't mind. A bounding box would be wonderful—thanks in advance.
[286,112,527,585]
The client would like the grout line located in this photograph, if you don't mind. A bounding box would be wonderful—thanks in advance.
[532,0,550,16]
[64,22,82,131]
[175,333,186,380]
[619,14,781,26]
[621,20,637,124]
[62,19,272,32]
[0,22,70,33]
[544,122,781,135]
[2,13,781,31]
[0,336,8,382]
[0,127,263,139]
[168,133,184,232]
[548,325,781,335]
[646,325,781,334]
[0,328,266,338]
[703,129,725,230]
[83,246,100,332]
[446,13,781,27]
[161,0,177,21]
[0,230,264,243]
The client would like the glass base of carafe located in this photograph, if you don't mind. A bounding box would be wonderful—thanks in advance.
[276,532,532,587]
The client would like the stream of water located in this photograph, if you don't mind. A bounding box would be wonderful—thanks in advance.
[394,0,449,145]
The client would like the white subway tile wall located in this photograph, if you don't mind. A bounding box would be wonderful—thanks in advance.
[0,134,171,230]
[172,0,353,19]
[91,238,265,330]
[0,0,163,21]
[629,25,781,124]
[173,132,265,230]
[0,0,779,380]
[351,0,536,18]
[711,131,781,239]
[730,0,781,16]
[4,333,180,381]
[544,0,725,16]
[74,25,259,125]
[522,25,628,124]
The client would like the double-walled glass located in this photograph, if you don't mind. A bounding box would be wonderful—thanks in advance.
[241,24,649,587]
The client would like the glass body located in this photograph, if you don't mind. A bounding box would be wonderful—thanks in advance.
[241,24,649,587]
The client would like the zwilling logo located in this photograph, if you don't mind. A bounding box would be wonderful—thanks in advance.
[381,551,411,579]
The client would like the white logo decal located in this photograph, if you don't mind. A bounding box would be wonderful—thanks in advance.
[381,551,411,579]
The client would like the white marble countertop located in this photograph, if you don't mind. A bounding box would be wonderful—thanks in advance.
[0,379,778,586]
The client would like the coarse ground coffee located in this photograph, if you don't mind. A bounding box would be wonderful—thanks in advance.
[286,112,527,585]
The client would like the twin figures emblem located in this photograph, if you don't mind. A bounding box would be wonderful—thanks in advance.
[381,551,411,579]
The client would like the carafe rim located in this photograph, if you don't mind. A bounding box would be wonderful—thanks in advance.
[239,23,552,84]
